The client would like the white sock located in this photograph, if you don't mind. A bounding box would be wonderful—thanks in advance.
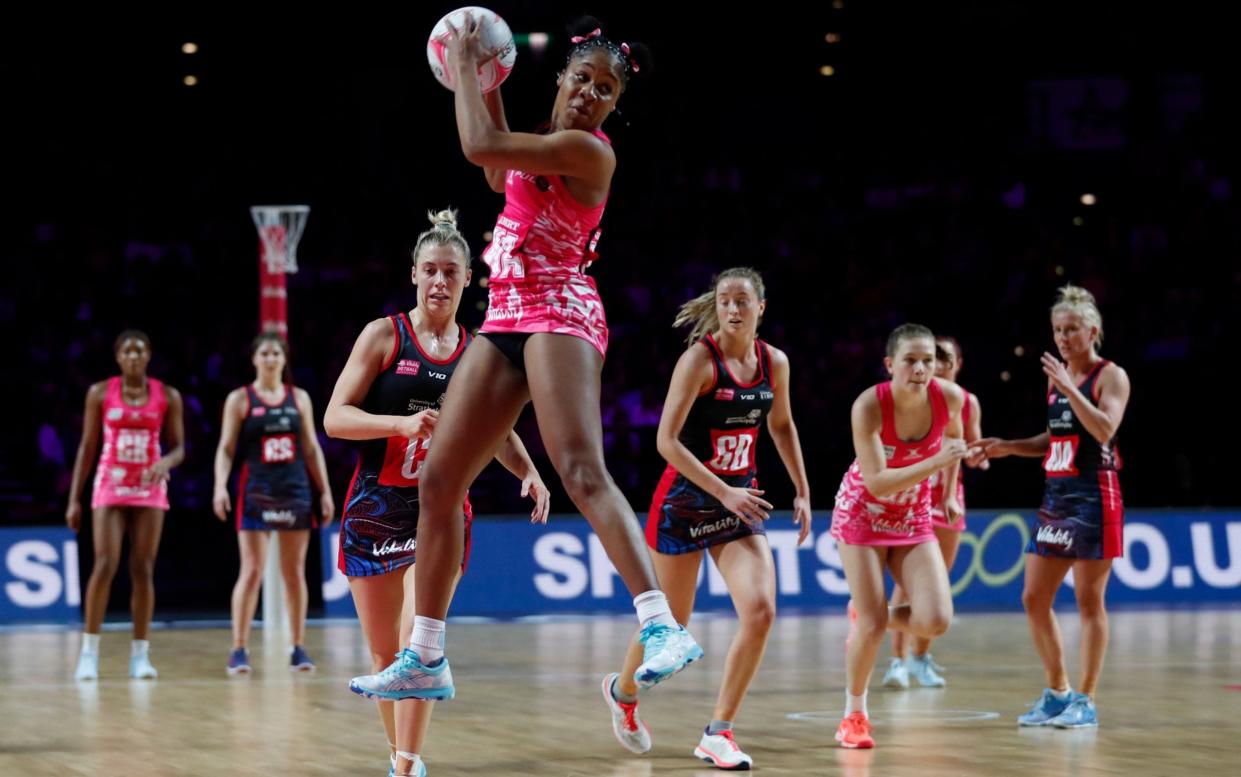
[131,639,150,658]
[845,690,868,717]
[411,616,446,664]
[81,633,101,654]
[396,750,421,775]
[1051,686,1072,701]
[633,590,677,629]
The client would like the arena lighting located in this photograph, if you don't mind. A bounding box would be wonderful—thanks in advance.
[1000,371,1012,382]
[528,32,549,54]
[1055,265,1066,276]
[826,33,841,43]
[1072,216,1084,226]
[1081,193,1097,205]
[820,65,836,77]
[183,75,198,86]
[1014,346,1025,357]
[182,42,198,54]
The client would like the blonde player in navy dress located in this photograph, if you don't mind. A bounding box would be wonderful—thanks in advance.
[603,268,812,770]
[212,333,335,674]
[974,286,1130,729]
[325,210,550,777]
[883,336,985,689]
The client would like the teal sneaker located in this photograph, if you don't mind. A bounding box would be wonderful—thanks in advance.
[349,649,454,701]
[634,624,703,689]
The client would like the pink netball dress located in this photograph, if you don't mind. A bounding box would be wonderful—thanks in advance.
[479,129,612,356]
[830,380,949,547]
[91,376,170,510]
[929,389,973,531]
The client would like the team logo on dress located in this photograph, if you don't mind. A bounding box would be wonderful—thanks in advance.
[261,510,297,525]
[372,537,417,557]
[869,515,916,535]
[396,359,421,376]
[251,406,267,417]
[106,408,124,421]
[690,516,740,539]
[1037,525,1073,550]
[714,388,735,401]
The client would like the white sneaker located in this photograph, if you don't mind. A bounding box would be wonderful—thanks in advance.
[601,673,651,754]
[881,657,910,689]
[693,729,753,770]
[129,652,158,679]
[74,651,99,681]
[907,653,946,687]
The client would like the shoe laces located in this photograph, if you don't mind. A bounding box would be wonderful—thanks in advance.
[714,730,740,751]
[639,623,672,651]
[844,712,871,735]
[618,700,640,732]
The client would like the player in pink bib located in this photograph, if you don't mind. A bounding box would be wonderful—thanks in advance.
[884,335,986,689]
[829,324,969,749]
[65,330,185,681]
[346,17,703,732]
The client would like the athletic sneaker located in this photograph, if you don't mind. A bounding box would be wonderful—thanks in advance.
[906,653,946,687]
[834,711,874,749]
[601,673,651,754]
[74,651,99,681]
[289,645,316,672]
[694,729,753,770]
[881,657,909,689]
[129,652,158,679]
[349,649,455,701]
[1049,694,1098,728]
[227,647,251,675]
[634,624,703,689]
[1017,688,1073,726]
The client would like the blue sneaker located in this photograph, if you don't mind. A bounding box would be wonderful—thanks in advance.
[1017,688,1072,726]
[290,645,316,673]
[634,624,703,690]
[1049,693,1098,728]
[349,649,455,701]
[227,647,251,675]
[907,653,946,687]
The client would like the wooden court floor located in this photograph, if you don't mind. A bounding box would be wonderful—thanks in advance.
[2,609,1238,776]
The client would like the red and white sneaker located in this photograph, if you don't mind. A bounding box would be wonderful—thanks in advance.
[694,729,753,770]
[834,712,875,749]
[601,673,651,754]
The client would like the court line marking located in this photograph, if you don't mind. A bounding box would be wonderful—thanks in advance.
[787,709,1002,724]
